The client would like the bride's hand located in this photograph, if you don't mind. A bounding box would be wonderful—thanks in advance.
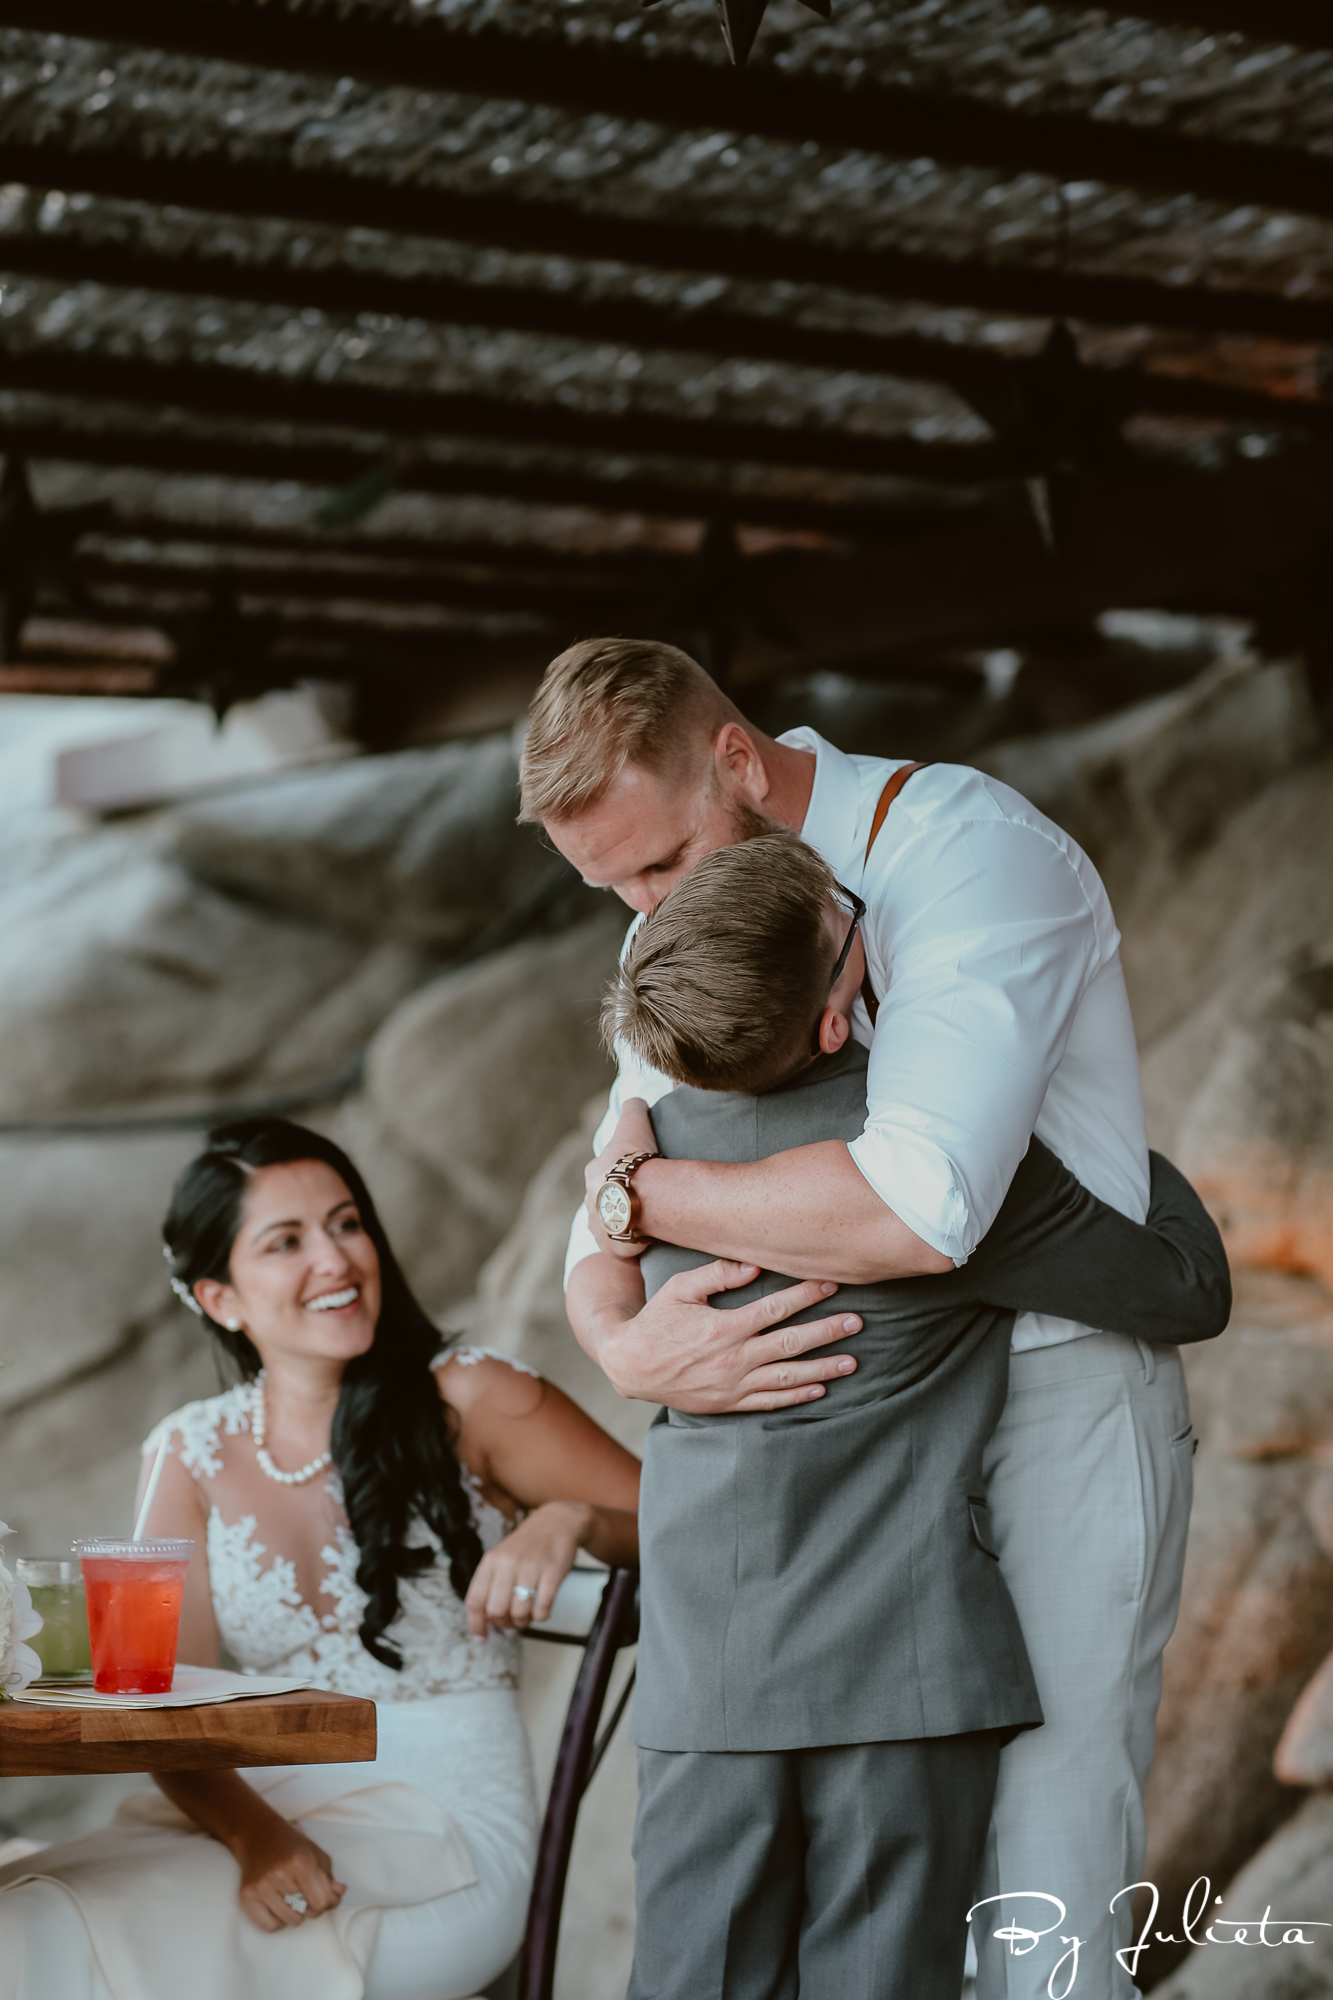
[465,1500,594,1638]
[231,1814,348,1933]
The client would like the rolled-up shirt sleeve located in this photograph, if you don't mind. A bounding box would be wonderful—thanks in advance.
[848,817,1105,1264]
[564,1086,621,1284]
[564,915,677,1289]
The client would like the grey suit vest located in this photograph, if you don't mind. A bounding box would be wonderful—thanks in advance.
[631,1042,1043,1754]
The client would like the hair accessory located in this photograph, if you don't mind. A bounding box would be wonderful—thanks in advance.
[168,1275,204,1318]
[163,1243,205,1317]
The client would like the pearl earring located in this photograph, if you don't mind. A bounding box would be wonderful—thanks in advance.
[225,1318,241,1332]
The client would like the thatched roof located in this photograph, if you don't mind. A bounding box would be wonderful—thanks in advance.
[1,0,1330,722]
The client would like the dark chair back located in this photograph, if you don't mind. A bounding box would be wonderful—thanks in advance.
[513,1567,640,2000]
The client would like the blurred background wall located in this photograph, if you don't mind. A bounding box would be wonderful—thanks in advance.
[1,618,1331,1996]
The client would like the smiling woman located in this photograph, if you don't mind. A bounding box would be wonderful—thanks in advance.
[163,1123,486,1675]
[0,1117,641,2000]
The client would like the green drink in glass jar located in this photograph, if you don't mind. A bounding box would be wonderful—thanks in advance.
[15,1558,92,1679]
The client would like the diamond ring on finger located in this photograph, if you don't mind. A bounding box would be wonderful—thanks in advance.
[284,1892,309,1916]
[511,1585,537,1603]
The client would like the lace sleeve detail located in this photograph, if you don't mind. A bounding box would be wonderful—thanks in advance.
[141,1384,253,1480]
[432,1345,541,1380]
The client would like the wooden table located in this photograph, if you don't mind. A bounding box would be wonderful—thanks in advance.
[0,1689,376,1776]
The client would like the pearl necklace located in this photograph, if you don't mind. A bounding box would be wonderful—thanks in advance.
[249,1373,333,1487]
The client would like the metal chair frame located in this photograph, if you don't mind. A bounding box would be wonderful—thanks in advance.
[512,1567,640,2000]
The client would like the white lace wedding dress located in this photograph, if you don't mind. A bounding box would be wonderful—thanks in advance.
[0,1352,540,2000]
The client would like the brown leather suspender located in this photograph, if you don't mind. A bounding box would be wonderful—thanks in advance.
[860,761,927,1026]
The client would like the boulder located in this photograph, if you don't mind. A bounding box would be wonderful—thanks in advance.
[978,650,1319,908]
[0,822,433,1120]
[1127,755,1333,1293]
[167,731,553,951]
[0,899,623,1434]
[319,906,625,1310]
[1274,1648,1333,1790]
[1141,1267,1333,1986]
[0,730,590,1123]
[0,1129,201,1419]
[0,1291,217,1556]
[1149,1792,1333,1999]
[458,1093,654,1457]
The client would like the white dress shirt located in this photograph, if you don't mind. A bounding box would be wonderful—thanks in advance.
[565,728,1149,1352]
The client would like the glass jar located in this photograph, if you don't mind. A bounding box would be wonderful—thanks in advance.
[15,1558,92,1679]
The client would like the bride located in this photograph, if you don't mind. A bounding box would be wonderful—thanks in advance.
[0,1115,640,2000]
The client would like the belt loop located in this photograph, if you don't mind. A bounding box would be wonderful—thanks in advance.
[1136,1337,1155,1383]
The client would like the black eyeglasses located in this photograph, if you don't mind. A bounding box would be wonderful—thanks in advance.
[827,882,866,994]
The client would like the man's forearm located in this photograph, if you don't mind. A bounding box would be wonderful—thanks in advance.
[566,1248,648,1366]
[632,1140,951,1283]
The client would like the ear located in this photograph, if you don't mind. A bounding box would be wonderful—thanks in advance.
[194,1277,241,1327]
[817,1004,851,1056]
[713,721,770,804]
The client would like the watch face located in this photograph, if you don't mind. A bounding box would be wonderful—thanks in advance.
[597,1182,632,1236]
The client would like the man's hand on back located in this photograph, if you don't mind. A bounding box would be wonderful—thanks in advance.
[568,1251,861,1414]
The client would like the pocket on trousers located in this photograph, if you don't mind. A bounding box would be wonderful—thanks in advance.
[968,1495,1000,1559]
[1171,1422,1197,1456]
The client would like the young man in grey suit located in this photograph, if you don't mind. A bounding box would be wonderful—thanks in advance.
[592,834,1229,2000]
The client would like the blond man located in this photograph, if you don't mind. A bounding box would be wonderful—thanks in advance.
[599,833,1226,2000]
[520,638,1202,2000]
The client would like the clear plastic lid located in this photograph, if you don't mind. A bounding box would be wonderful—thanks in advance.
[73,1539,195,1561]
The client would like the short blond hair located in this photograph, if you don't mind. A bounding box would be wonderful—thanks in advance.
[519,637,740,824]
[601,833,839,1094]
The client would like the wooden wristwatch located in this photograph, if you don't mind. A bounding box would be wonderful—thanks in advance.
[595,1150,660,1241]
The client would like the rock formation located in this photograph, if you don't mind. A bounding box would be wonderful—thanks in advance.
[0,726,624,1963]
[5,655,1333,1999]
[984,652,1333,1989]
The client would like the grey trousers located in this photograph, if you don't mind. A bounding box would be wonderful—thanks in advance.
[973,1334,1193,2000]
[628,1731,1004,2000]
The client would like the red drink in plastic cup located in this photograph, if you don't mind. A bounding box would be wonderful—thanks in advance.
[74,1539,195,1694]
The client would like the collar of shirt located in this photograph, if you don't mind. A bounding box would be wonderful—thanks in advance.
[778,724,895,1051]
[776,726,877,879]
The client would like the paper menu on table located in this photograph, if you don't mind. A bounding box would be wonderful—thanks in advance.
[10,1665,314,1710]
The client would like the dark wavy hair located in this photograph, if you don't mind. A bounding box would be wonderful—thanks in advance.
[162,1116,483,1670]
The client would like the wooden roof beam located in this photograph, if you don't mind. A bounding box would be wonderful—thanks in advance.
[0,136,1329,350]
[73,520,701,582]
[73,546,655,619]
[83,586,555,647]
[23,461,747,567]
[0,345,1001,485]
[0,208,1032,397]
[3,3,1333,219]
[0,398,969,537]
[1,198,1329,434]
[1118,3,1333,53]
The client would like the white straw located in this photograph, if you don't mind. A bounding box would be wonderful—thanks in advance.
[132,1438,169,1542]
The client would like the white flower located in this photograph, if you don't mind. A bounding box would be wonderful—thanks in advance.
[0,1521,44,1697]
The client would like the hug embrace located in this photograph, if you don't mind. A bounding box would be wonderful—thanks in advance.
[0,636,1229,2000]
[531,638,1229,2000]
